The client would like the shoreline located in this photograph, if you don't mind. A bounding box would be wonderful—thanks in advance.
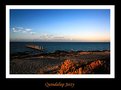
[11,49,110,56]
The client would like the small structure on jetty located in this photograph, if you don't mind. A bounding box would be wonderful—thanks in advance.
[26,44,44,51]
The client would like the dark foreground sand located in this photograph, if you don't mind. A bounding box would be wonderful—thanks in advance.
[10,50,110,74]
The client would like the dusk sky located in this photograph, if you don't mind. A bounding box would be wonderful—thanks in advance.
[10,9,110,42]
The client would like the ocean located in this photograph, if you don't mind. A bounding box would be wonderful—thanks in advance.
[10,42,110,54]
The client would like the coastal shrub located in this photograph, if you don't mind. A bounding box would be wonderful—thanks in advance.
[58,60,76,74]
[58,59,109,74]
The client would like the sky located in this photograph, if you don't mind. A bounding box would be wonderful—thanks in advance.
[10,9,110,42]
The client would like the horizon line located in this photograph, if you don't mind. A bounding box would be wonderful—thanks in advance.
[10,41,110,43]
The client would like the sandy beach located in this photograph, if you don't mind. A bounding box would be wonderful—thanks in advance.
[10,50,110,74]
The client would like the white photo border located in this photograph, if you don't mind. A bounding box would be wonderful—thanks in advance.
[6,5,115,78]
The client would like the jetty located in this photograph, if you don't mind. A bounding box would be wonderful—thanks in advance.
[26,44,44,51]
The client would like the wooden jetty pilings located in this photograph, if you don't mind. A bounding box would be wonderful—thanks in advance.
[26,44,44,51]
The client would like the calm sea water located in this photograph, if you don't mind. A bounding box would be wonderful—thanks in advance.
[10,42,110,54]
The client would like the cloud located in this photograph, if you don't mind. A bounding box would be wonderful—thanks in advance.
[30,32,36,35]
[13,29,18,32]
[16,27,24,29]
[12,27,35,35]
[39,34,66,41]
[53,37,65,39]
[40,34,54,39]
[12,28,15,30]
[25,29,32,32]
[12,27,22,32]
